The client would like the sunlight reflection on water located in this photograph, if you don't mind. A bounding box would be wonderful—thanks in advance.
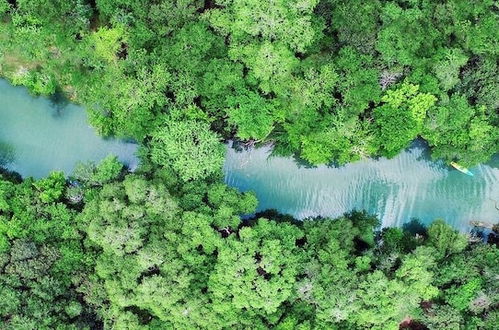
[224,141,499,231]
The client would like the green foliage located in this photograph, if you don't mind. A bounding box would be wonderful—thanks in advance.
[423,95,499,166]
[422,305,464,330]
[0,1,498,328]
[205,0,321,52]
[376,2,437,66]
[230,41,299,95]
[373,83,436,157]
[335,47,381,115]
[0,172,95,329]
[33,171,66,203]
[0,0,496,166]
[0,0,9,16]
[72,155,123,187]
[87,26,127,64]
[330,0,381,54]
[1,170,498,328]
[92,155,123,184]
[84,62,172,139]
[381,227,405,252]
[84,175,179,256]
[446,278,482,311]
[150,119,225,181]
[432,48,468,92]
[210,219,303,315]
[225,89,277,140]
[95,0,202,49]
[10,70,57,96]
[457,56,499,116]
[8,0,91,36]
[427,219,468,257]
[81,171,261,328]
[299,117,375,165]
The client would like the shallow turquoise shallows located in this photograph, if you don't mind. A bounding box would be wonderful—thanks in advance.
[0,79,138,178]
[224,142,499,231]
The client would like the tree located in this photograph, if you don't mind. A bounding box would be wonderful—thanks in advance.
[225,89,278,141]
[334,46,381,116]
[432,48,468,92]
[85,62,171,139]
[86,26,127,65]
[296,213,378,327]
[81,170,262,328]
[13,0,92,33]
[423,95,498,166]
[95,0,203,49]
[421,305,464,330]
[198,59,246,115]
[84,175,179,256]
[230,41,299,95]
[209,219,303,316]
[0,0,10,16]
[457,56,499,116]
[150,119,225,181]
[72,155,123,187]
[33,171,66,203]
[373,83,436,157]
[205,0,321,53]
[330,0,381,55]
[427,220,467,258]
[0,173,96,329]
[91,155,123,184]
[375,2,437,66]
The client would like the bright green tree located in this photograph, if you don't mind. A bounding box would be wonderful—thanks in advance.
[150,119,225,181]
[373,83,436,157]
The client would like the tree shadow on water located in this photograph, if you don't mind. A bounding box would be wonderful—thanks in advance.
[49,89,70,118]
[402,218,427,236]
[0,141,15,167]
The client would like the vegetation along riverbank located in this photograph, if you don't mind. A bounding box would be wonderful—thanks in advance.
[0,159,498,329]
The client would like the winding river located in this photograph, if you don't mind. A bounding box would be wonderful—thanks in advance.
[1,79,498,231]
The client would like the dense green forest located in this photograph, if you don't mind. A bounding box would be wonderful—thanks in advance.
[0,0,497,167]
[0,0,498,329]
[1,158,498,329]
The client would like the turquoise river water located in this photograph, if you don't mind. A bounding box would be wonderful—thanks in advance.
[1,79,498,231]
[0,79,138,177]
[224,144,498,231]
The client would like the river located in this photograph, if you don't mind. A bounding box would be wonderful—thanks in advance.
[0,79,138,177]
[1,79,498,231]
[224,143,498,231]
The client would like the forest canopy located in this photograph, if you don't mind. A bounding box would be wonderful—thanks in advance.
[0,0,497,167]
[0,159,498,329]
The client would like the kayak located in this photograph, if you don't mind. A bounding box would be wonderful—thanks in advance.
[450,162,474,176]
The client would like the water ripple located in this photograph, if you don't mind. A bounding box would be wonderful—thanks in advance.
[224,141,499,231]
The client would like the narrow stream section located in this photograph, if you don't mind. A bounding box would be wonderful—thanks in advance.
[224,142,499,231]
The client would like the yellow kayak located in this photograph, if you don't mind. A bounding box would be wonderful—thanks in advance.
[450,162,474,176]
